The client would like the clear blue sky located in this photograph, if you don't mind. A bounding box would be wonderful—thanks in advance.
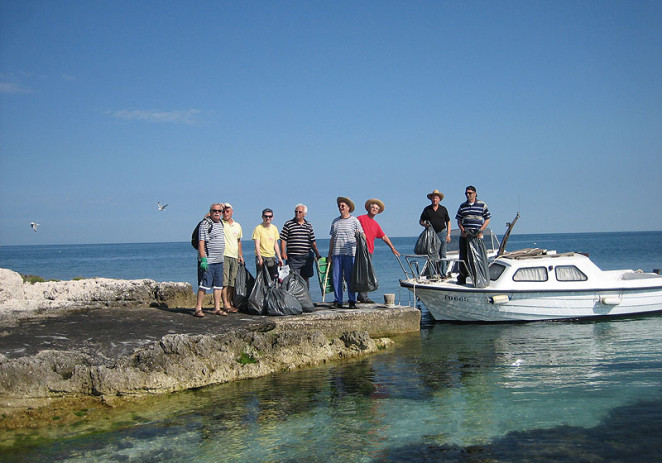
[1,0,661,246]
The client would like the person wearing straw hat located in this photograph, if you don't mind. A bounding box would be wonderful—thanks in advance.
[356,198,400,303]
[419,189,451,276]
[328,196,364,309]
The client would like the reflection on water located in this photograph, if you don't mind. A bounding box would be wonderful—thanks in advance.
[2,315,662,462]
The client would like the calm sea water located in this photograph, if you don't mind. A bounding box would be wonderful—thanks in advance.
[1,232,661,461]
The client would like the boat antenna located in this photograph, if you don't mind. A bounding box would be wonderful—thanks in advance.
[497,212,520,256]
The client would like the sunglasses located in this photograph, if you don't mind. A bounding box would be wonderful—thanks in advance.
[263,215,273,218]
[211,209,223,213]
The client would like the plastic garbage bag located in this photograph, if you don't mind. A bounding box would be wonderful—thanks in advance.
[278,265,290,282]
[281,271,315,312]
[246,267,271,315]
[233,263,255,311]
[264,284,303,316]
[414,222,441,256]
[466,229,489,288]
[350,233,379,293]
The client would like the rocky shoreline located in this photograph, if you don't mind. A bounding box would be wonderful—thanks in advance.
[0,268,196,324]
[0,268,420,428]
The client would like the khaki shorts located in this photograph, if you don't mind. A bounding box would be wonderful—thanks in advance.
[223,256,239,287]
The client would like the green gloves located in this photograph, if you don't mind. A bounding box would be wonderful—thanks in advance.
[199,257,208,271]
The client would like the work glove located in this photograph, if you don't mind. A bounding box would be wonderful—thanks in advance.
[199,257,208,271]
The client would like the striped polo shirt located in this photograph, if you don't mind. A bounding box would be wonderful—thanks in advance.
[281,219,316,255]
[199,219,225,264]
[455,200,491,230]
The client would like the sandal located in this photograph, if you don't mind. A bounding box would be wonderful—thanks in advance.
[212,309,228,316]
[225,307,238,313]
[193,310,205,318]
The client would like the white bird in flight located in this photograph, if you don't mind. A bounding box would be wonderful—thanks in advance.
[157,202,168,211]
[30,222,39,232]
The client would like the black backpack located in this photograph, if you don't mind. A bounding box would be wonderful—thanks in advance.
[191,219,213,250]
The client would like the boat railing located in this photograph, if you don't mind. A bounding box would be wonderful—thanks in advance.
[397,254,471,282]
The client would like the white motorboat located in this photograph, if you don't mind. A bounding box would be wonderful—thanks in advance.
[400,248,662,322]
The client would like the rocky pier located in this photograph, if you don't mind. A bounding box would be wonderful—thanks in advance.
[0,268,420,427]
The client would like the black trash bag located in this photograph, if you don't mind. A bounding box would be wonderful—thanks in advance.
[281,271,315,312]
[264,284,303,316]
[246,267,271,315]
[414,222,441,256]
[233,263,255,311]
[350,233,379,293]
[466,229,489,288]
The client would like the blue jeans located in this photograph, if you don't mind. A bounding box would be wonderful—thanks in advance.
[437,231,448,275]
[332,255,355,303]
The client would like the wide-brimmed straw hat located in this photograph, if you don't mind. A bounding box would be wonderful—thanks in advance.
[364,198,385,213]
[336,196,355,213]
[426,189,444,201]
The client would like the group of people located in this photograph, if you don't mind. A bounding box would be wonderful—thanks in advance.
[193,185,490,316]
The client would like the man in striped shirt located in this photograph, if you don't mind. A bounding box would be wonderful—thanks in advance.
[194,203,227,317]
[328,196,364,309]
[280,204,322,287]
[455,186,491,285]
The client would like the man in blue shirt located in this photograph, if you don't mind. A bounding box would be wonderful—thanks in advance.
[455,186,491,285]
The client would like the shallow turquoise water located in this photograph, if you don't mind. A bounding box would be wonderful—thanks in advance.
[2,317,661,462]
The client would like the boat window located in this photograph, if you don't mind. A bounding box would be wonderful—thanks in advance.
[513,267,548,281]
[555,265,587,281]
[489,263,506,281]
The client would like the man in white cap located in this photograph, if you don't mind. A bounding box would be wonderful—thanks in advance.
[356,198,400,303]
[221,203,243,312]
[419,189,451,276]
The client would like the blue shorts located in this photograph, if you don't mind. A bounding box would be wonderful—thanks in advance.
[198,262,224,291]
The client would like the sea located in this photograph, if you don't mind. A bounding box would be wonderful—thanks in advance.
[0,231,661,462]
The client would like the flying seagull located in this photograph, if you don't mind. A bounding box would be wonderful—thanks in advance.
[157,202,168,211]
[30,222,39,232]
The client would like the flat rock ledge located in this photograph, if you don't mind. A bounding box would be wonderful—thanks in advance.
[0,268,196,323]
[0,269,421,427]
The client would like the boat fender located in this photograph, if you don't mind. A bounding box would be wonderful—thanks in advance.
[600,296,621,305]
[490,295,510,304]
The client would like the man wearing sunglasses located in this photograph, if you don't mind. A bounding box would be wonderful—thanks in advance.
[280,204,321,287]
[456,186,491,285]
[252,208,282,281]
[194,203,226,317]
[328,196,364,309]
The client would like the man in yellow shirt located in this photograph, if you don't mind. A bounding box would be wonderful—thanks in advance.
[221,203,243,312]
[252,208,282,281]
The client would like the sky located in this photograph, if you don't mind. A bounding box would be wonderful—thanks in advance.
[1,0,661,246]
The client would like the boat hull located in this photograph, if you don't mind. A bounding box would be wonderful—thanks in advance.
[401,280,662,322]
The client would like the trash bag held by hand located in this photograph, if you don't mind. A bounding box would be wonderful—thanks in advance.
[264,284,303,316]
[350,233,379,293]
[466,229,489,288]
[414,222,441,256]
[234,263,255,311]
[247,267,271,315]
[281,271,315,312]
